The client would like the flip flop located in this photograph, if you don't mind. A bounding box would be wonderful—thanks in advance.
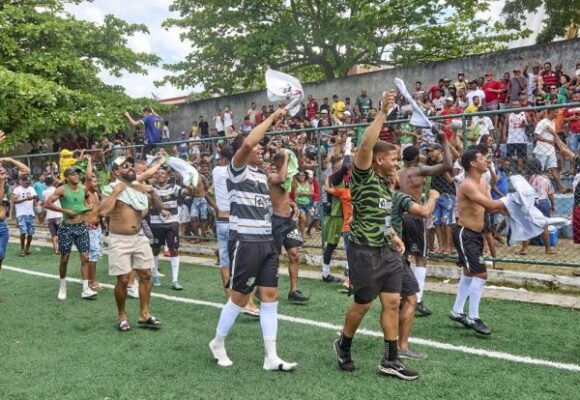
[117,320,131,332]
[138,316,161,329]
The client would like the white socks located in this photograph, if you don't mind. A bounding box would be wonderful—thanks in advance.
[171,256,180,282]
[210,299,242,367]
[468,277,486,320]
[82,280,89,291]
[152,256,159,278]
[322,263,330,278]
[452,273,473,314]
[413,266,427,302]
[261,302,297,371]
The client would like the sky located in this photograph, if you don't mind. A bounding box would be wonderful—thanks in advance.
[65,0,192,100]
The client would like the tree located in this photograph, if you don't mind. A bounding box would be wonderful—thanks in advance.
[502,0,580,43]
[162,0,525,94]
[0,0,168,149]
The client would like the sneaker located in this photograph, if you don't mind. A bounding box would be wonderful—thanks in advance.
[378,359,418,381]
[333,338,355,372]
[81,287,98,299]
[399,348,427,361]
[415,302,432,316]
[57,284,67,301]
[322,274,343,283]
[171,281,183,290]
[127,285,139,299]
[152,276,161,287]
[448,310,469,327]
[465,317,492,335]
[157,271,165,277]
[288,290,309,303]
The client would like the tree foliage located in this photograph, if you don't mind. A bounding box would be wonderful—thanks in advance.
[0,0,168,149]
[502,0,580,43]
[163,0,525,94]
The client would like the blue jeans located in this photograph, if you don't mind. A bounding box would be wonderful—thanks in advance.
[216,221,230,268]
[433,195,456,226]
[0,220,9,260]
[568,132,580,153]
[17,215,36,236]
[88,227,102,262]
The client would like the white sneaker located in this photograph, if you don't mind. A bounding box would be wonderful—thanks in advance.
[81,287,98,299]
[127,285,139,299]
[57,284,67,301]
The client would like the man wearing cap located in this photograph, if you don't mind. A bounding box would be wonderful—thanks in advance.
[483,71,505,112]
[44,166,96,300]
[398,128,452,316]
[12,175,38,257]
[124,106,162,156]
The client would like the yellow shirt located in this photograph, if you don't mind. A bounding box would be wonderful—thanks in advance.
[332,101,346,119]
[464,104,479,114]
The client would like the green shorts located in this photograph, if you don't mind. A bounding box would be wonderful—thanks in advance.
[324,216,343,245]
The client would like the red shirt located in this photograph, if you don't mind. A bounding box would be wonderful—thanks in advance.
[542,71,558,90]
[498,80,508,103]
[429,85,443,100]
[306,101,318,118]
[565,106,580,133]
[483,80,502,102]
[312,176,320,202]
[441,106,461,139]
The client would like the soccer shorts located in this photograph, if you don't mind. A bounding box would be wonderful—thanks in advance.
[402,213,427,257]
[454,225,486,274]
[150,223,180,250]
[228,240,279,294]
[400,257,419,298]
[272,214,303,253]
[323,215,343,246]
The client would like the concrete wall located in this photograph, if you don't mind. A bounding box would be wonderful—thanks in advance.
[165,39,580,137]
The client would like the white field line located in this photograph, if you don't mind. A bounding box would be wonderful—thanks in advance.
[4,265,580,373]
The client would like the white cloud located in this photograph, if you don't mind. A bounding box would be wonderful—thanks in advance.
[66,0,192,99]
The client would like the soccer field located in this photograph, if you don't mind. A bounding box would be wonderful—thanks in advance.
[1,244,578,400]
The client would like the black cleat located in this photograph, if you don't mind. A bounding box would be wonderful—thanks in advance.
[415,301,432,316]
[323,274,343,283]
[378,359,418,381]
[465,317,492,335]
[333,338,355,372]
[288,290,309,303]
[448,310,469,327]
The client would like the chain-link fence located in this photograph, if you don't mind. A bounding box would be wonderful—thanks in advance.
[8,102,580,269]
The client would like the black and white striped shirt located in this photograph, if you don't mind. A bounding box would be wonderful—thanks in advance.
[227,161,272,241]
[150,184,183,225]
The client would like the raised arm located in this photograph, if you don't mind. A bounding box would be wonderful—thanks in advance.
[0,157,31,178]
[408,189,439,219]
[84,154,93,188]
[232,108,288,169]
[553,133,575,161]
[354,92,394,170]
[417,129,453,176]
[268,150,289,186]
[137,158,164,182]
[124,112,142,127]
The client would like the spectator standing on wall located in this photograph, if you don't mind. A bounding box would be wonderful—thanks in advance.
[162,121,170,142]
[454,73,467,93]
[214,109,225,136]
[541,62,558,91]
[355,88,372,117]
[319,97,331,114]
[331,95,346,120]
[247,102,257,125]
[509,68,527,103]
[223,105,233,132]
[306,95,318,119]
[124,106,162,156]
[524,63,541,103]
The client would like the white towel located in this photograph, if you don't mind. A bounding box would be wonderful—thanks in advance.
[394,78,433,129]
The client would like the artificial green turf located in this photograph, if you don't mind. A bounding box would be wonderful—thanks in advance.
[0,244,579,400]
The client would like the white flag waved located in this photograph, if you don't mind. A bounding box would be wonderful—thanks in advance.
[266,68,304,116]
[394,78,433,129]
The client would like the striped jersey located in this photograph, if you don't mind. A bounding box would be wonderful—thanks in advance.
[350,164,395,247]
[227,161,272,241]
[390,192,416,236]
[150,183,183,225]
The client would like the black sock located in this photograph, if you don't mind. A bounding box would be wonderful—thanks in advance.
[384,340,398,361]
[339,333,353,350]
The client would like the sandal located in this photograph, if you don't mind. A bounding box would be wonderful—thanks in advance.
[19,251,26,257]
[117,320,131,332]
[138,316,161,329]
[90,283,103,291]
[241,308,260,317]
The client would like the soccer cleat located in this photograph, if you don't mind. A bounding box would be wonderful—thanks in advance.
[322,274,343,283]
[81,287,98,299]
[378,359,419,381]
[448,310,469,327]
[333,338,355,372]
[398,348,427,361]
[288,290,309,303]
[171,281,183,291]
[263,357,298,371]
[127,285,139,299]
[209,338,233,367]
[152,276,161,287]
[57,283,67,301]
[465,317,492,335]
[415,302,432,316]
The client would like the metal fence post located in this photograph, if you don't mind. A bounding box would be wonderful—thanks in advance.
[315,126,326,259]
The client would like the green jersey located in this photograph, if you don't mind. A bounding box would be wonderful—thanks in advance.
[350,165,396,247]
[390,192,415,236]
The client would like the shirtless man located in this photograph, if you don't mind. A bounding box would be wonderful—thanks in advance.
[448,149,506,335]
[99,156,163,332]
[82,155,104,291]
[269,150,309,303]
[190,166,210,238]
[397,128,452,316]
[44,166,96,300]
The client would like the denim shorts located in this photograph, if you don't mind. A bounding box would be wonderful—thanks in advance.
[88,226,102,262]
[0,220,9,260]
[216,221,229,268]
[190,198,209,220]
[17,214,35,236]
[433,195,456,226]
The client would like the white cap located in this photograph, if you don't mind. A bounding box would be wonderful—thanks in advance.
[343,110,351,117]
[445,97,454,102]
[320,109,328,114]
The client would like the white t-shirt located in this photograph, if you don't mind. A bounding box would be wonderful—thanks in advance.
[214,115,224,131]
[13,186,36,217]
[162,125,170,139]
[432,97,445,114]
[212,165,230,213]
[223,112,233,129]
[473,116,494,140]
[467,89,485,106]
[507,112,528,144]
[533,118,556,156]
[42,186,62,219]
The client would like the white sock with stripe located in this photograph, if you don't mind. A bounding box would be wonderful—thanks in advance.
[452,273,472,314]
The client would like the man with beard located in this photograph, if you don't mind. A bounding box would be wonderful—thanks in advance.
[99,156,163,332]
[44,166,95,300]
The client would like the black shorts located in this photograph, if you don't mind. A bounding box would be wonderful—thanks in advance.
[228,240,279,294]
[150,223,180,249]
[507,143,527,159]
[346,242,404,304]
[402,213,426,257]
[482,212,495,234]
[272,214,303,253]
[47,218,61,237]
[58,222,89,255]
[453,225,486,274]
[401,257,419,298]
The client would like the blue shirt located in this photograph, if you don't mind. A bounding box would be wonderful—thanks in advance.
[141,115,162,144]
[492,168,508,200]
[33,181,47,201]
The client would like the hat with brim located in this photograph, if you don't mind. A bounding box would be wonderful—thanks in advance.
[64,167,82,177]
